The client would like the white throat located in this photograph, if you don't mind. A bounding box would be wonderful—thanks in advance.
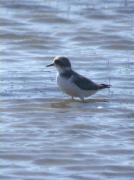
[56,66,72,74]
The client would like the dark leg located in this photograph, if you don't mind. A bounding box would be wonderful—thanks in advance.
[71,96,74,100]
[80,97,85,103]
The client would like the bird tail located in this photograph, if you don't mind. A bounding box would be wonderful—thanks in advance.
[98,83,111,89]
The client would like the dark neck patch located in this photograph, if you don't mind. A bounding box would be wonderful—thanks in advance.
[60,70,73,79]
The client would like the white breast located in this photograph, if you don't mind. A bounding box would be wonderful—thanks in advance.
[57,74,79,97]
[56,74,97,98]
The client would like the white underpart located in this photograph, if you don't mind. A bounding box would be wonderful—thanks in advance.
[57,73,97,100]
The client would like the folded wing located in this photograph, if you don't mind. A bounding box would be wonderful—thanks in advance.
[72,72,99,90]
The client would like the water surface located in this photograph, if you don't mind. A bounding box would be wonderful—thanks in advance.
[0,0,134,179]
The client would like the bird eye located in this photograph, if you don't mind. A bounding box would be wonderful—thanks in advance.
[55,60,62,66]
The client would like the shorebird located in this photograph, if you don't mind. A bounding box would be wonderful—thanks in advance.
[47,56,110,102]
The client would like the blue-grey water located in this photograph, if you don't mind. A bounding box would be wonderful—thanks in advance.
[0,0,134,179]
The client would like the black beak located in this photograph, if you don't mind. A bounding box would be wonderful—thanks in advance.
[46,63,54,67]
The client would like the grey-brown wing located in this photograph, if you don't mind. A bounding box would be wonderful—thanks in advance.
[72,72,99,90]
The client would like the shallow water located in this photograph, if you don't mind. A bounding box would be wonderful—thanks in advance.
[0,0,134,179]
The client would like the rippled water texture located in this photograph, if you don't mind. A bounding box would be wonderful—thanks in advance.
[1,0,134,179]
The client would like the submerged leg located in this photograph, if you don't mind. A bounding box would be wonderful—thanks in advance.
[80,97,85,103]
[71,96,74,100]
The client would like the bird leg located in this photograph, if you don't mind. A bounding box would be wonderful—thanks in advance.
[80,97,85,103]
[71,96,74,100]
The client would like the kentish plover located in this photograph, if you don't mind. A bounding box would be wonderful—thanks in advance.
[47,56,110,102]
